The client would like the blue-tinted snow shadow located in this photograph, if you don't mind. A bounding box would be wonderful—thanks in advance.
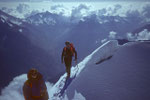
[59,73,77,96]
[95,55,113,65]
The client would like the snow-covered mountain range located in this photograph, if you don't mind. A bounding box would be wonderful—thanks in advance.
[0,10,61,90]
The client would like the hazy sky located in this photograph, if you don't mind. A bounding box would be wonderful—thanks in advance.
[0,0,149,2]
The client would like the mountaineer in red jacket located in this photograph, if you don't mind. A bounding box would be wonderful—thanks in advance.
[23,68,49,100]
[61,41,77,79]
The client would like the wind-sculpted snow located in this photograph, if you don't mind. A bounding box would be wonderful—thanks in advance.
[76,40,119,76]
[49,40,119,99]
[65,41,150,100]
[1,41,150,100]
[0,40,120,100]
[127,29,150,41]
[0,74,53,100]
[0,11,22,26]
[16,4,30,14]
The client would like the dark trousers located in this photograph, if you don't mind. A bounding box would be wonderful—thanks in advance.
[31,91,49,100]
[31,97,48,100]
[64,57,72,78]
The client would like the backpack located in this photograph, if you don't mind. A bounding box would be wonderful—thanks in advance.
[64,43,75,56]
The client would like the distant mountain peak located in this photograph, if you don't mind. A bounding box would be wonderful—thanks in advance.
[25,11,59,26]
[0,10,23,27]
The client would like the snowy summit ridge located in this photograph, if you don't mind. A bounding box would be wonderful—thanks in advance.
[49,40,120,100]
[1,40,150,100]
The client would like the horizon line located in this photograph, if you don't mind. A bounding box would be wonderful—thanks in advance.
[0,0,149,2]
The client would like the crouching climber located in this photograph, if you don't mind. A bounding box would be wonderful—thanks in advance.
[23,68,49,100]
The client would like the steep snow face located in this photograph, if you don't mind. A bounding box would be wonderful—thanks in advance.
[0,40,117,100]
[65,41,150,100]
[48,40,119,99]
[0,74,27,100]
[0,11,22,26]
[1,41,150,100]
[0,40,119,100]
[76,40,119,76]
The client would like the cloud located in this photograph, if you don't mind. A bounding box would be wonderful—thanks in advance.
[126,29,150,41]
[97,8,107,16]
[1,1,150,25]
[39,0,150,1]
[24,10,40,18]
[137,29,150,40]
[125,4,150,22]
[1,3,32,18]
[30,10,40,16]
[142,5,150,18]
[16,3,30,13]
[99,4,122,16]
[0,74,27,100]
[126,32,137,41]
[70,4,90,22]
[114,4,122,10]
[50,4,69,16]
[51,4,64,10]
[1,7,14,14]
[0,74,53,100]
[101,38,107,43]
[113,4,122,14]
[63,90,86,100]
[109,31,117,39]
[0,4,31,18]
[141,4,150,22]
[126,10,141,18]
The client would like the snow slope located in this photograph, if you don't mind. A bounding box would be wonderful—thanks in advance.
[49,40,119,100]
[0,40,119,100]
[1,40,150,100]
[65,41,150,100]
